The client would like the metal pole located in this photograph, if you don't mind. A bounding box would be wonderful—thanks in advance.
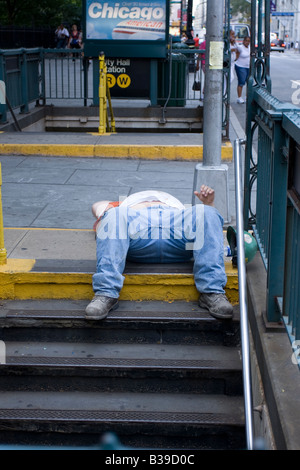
[203,0,224,166]
[0,163,7,265]
[234,139,254,451]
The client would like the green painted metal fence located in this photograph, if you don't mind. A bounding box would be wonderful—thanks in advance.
[244,0,300,355]
[0,46,231,136]
[0,48,42,123]
[282,112,300,344]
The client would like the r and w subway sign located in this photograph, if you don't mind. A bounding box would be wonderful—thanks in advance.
[106,58,150,98]
[83,0,169,57]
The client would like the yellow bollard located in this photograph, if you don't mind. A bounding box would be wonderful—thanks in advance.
[99,53,107,134]
[98,53,116,134]
[0,163,7,265]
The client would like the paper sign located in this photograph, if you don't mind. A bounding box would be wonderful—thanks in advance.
[209,41,224,70]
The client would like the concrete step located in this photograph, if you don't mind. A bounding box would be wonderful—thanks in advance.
[0,299,240,346]
[4,105,205,134]
[2,228,238,302]
[0,126,233,160]
[0,299,244,449]
[0,391,245,450]
[44,114,203,133]
[0,341,243,396]
[0,258,238,303]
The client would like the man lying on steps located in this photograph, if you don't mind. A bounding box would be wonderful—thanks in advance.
[85,185,233,321]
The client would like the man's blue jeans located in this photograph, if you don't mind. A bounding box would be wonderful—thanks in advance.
[93,204,227,298]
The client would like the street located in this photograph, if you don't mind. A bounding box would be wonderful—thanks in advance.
[229,49,300,108]
[270,50,300,105]
[229,49,300,140]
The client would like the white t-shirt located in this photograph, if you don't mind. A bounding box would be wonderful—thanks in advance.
[93,191,184,220]
[235,44,250,68]
[121,191,184,210]
[56,27,69,38]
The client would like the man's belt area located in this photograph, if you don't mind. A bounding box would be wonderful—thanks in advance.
[93,201,171,232]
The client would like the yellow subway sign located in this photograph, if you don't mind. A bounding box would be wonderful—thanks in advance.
[105,58,149,97]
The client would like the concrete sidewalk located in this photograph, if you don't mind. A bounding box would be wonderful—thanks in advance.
[0,100,247,303]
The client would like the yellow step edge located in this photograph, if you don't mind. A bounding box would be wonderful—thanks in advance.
[0,262,239,304]
[0,142,233,161]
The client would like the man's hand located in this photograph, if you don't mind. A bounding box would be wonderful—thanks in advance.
[194,185,215,206]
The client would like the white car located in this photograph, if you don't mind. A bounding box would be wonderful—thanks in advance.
[271,39,285,52]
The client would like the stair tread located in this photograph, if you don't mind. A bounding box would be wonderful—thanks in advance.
[3,342,242,369]
[30,260,195,274]
[0,391,245,425]
[0,296,244,449]
[1,299,240,322]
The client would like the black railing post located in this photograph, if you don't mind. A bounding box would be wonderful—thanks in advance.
[20,48,29,114]
[0,51,7,123]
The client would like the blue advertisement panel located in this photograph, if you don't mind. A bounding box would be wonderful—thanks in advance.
[87,0,166,40]
[84,0,169,57]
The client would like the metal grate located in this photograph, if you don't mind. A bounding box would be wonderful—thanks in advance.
[5,356,223,369]
[5,309,210,321]
[0,408,242,425]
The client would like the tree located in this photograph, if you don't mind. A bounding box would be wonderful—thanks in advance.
[230,0,251,23]
[0,0,82,27]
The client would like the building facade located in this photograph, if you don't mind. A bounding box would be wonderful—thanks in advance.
[193,0,300,46]
[271,0,300,46]
[193,0,207,36]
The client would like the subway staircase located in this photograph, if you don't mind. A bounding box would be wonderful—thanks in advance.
[0,261,245,450]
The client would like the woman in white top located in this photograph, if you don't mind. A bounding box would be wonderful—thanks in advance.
[235,36,250,104]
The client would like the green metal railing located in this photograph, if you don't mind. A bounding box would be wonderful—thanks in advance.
[245,0,300,351]
[0,46,231,135]
[282,112,300,345]
[0,48,42,123]
[41,49,91,104]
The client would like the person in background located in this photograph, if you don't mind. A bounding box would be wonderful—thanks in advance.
[195,38,206,100]
[181,32,188,43]
[55,24,69,49]
[230,30,238,83]
[235,36,250,104]
[68,24,82,51]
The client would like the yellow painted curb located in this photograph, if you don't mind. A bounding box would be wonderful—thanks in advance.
[0,262,239,304]
[0,259,36,273]
[0,259,36,299]
[122,270,239,304]
[0,271,93,301]
[0,142,233,161]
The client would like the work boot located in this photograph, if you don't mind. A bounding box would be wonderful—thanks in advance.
[85,295,119,320]
[199,293,233,320]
